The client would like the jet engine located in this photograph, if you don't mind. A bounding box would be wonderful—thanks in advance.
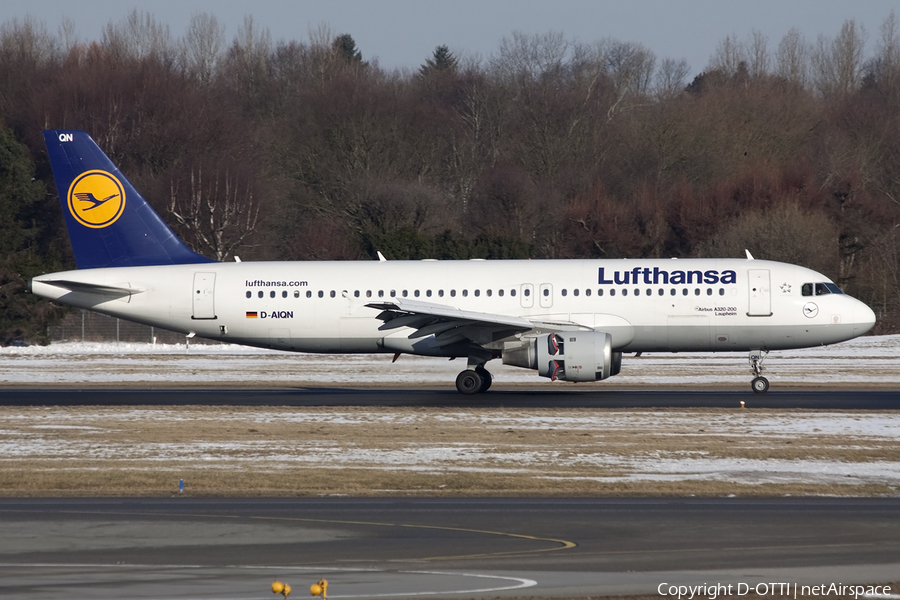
[502,331,622,382]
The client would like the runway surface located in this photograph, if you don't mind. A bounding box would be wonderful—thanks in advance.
[2,387,900,408]
[0,498,898,599]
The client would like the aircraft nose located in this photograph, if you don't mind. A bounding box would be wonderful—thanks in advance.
[852,299,877,335]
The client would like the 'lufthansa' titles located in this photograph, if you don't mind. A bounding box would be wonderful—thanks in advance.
[598,267,737,285]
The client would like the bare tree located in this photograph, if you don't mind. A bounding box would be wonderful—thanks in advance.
[812,19,867,98]
[101,10,173,63]
[180,12,224,84]
[709,34,745,76]
[747,30,770,79]
[223,15,272,96]
[654,57,690,98]
[0,16,59,65]
[492,30,570,84]
[168,166,261,261]
[775,28,810,87]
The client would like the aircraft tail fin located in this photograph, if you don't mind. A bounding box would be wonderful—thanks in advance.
[43,130,214,269]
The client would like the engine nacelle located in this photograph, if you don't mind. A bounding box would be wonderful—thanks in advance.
[502,331,620,382]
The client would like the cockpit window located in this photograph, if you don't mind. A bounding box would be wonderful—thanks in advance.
[802,282,844,296]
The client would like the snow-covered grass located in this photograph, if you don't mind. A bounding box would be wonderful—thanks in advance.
[1,335,900,385]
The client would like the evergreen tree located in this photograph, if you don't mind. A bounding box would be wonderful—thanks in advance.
[0,124,65,345]
[420,44,458,77]
[332,33,362,63]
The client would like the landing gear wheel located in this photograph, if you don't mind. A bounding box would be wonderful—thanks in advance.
[748,350,770,394]
[751,376,769,394]
[456,369,483,395]
[476,367,492,392]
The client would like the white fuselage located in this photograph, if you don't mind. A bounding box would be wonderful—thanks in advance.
[31,258,876,356]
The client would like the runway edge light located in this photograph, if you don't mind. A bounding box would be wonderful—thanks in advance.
[272,581,291,598]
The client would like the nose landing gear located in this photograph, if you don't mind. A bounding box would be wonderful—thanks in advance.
[749,349,769,393]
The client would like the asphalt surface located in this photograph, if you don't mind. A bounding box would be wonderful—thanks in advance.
[0,498,898,599]
[2,387,900,408]
[2,389,898,598]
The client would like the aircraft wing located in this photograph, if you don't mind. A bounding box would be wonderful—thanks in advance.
[366,298,588,347]
[367,298,533,346]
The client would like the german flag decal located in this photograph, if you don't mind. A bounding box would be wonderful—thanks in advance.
[246,311,258,318]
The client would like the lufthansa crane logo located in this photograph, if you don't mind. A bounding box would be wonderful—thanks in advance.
[67,170,126,228]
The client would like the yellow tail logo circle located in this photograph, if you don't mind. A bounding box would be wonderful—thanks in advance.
[67,170,126,228]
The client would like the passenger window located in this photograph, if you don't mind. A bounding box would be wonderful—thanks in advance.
[585,289,591,297]
[451,290,456,297]
[354,290,360,298]
[462,290,468,297]
[487,289,492,297]
[390,290,396,297]
[612,289,618,296]
[511,289,516,297]
[294,290,300,298]
[598,289,604,296]
[682,289,688,296]
[318,291,324,298]
[498,289,504,297]
[634,289,640,296]
[306,291,312,298]
[474,289,480,297]
[523,288,529,297]
[282,290,288,298]
[573,289,579,297]
[426,290,432,297]
[694,288,700,296]
[646,289,652,296]
[438,290,444,297]
[366,290,372,298]
[270,291,276,298]
[561,289,567,297]
[414,290,420,297]
[246,291,252,298]
[330,290,336,298]
[402,290,408,297]
[378,290,384,298]
[706,288,712,296]
[719,288,725,296]
[543,288,549,297]
[658,289,664,296]
[258,291,264,298]
[670,289,676,296]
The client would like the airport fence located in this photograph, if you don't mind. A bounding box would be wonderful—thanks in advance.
[48,309,221,345]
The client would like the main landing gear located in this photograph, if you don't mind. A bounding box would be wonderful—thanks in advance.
[749,349,769,394]
[455,365,492,395]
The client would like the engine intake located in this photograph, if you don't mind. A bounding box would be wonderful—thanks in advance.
[502,331,621,382]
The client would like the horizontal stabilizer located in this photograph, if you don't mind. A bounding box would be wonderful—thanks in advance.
[38,279,141,297]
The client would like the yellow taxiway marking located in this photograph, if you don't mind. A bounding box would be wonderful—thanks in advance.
[48,510,576,562]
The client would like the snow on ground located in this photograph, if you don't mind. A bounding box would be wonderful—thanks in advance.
[2,335,900,385]
[2,337,898,491]
[3,408,899,489]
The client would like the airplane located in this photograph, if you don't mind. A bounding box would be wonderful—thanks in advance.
[29,130,877,394]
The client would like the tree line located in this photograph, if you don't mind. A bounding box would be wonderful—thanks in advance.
[2,11,900,343]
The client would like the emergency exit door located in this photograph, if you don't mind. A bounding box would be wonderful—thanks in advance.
[192,272,217,319]
[747,269,772,317]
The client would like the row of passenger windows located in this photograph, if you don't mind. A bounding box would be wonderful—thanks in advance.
[246,287,731,299]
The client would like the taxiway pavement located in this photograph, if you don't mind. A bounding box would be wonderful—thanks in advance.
[0,498,898,599]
